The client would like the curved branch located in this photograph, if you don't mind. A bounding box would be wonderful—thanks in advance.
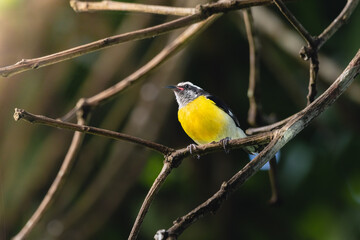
[128,161,173,240]
[13,108,174,155]
[85,18,216,107]
[61,11,220,121]
[12,112,88,240]
[272,0,319,105]
[273,0,315,46]
[157,49,360,239]
[0,0,293,78]
[128,131,274,239]
[317,0,359,50]
[0,14,201,77]
[245,114,294,135]
[12,110,274,240]
[161,135,281,240]
[273,0,358,106]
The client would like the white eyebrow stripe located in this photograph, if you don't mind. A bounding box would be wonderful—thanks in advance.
[177,81,203,90]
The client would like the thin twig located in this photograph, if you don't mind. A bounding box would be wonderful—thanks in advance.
[273,0,359,105]
[161,136,280,240]
[158,49,360,239]
[243,8,280,207]
[128,161,173,240]
[273,0,315,46]
[84,18,216,107]
[272,0,320,105]
[304,0,359,105]
[12,109,273,240]
[70,0,196,16]
[317,0,359,50]
[12,111,89,240]
[246,6,360,104]
[0,0,294,78]
[14,108,273,159]
[0,14,201,77]
[306,55,319,104]
[246,114,294,135]
[129,133,274,240]
[61,12,219,122]
[243,9,263,126]
[13,108,174,155]
[268,157,281,205]
[126,15,220,240]
[128,132,273,239]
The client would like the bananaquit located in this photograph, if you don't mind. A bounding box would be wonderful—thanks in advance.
[167,82,254,153]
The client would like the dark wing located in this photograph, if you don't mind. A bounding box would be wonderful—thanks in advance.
[205,94,241,128]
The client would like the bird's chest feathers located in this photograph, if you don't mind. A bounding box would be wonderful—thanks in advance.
[178,96,229,144]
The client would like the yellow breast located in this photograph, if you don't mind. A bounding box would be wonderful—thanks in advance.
[178,96,240,145]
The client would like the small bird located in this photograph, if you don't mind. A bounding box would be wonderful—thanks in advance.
[167,82,254,154]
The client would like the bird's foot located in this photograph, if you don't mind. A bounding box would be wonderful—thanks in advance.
[187,144,200,159]
[220,137,231,154]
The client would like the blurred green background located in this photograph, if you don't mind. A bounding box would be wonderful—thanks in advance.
[0,0,359,239]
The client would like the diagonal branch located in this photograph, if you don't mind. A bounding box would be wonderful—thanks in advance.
[317,0,359,50]
[61,12,219,121]
[246,0,358,134]
[0,0,294,78]
[128,134,274,240]
[243,8,281,204]
[272,0,318,105]
[273,0,315,46]
[246,114,294,135]
[84,19,215,107]
[273,0,359,106]
[14,107,273,158]
[161,136,281,240]
[13,108,173,155]
[128,161,173,240]
[70,0,196,16]
[0,13,202,78]
[12,110,89,240]
[12,109,274,240]
[158,48,360,240]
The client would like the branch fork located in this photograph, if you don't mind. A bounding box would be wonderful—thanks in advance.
[7,1,360,240]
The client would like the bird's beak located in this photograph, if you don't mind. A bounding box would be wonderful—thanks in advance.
[166,85,178,91]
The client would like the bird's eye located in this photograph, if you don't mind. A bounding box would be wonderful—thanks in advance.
[184,84,189,89]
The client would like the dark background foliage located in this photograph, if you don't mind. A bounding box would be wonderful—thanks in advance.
[0,0,359,239]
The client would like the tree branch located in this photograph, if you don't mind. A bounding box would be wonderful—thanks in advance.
[246,114,293,135]
[12,108,274,240]
[14,107,273,158]
[243,8,281,203]
[12,110,89,240]
[273,0,359,105]
[13,108,174,155]
[0,0,294,78]
[60,14,220,122]
[317,0,359,50]
[126,15,219,240]
[272,0,319,105]
[273,0,315,46]
[70,0,196,16]
[268,157,281,204]
[84,17,217,107]
[243,9,263,126]
[128,161,173,240]
[0,13,201,78]
[157,48,360,240]
[128,132,274,240]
